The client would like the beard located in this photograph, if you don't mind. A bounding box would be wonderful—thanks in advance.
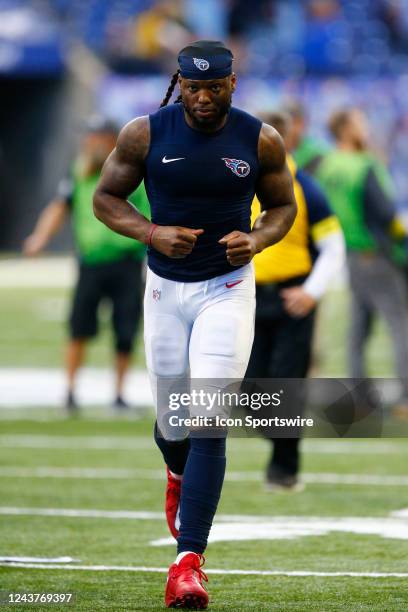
[183,96,232,130]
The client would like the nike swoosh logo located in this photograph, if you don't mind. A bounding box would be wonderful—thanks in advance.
[162,156,185,163]
[225,280,243,289]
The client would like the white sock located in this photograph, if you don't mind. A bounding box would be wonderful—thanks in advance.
[169,470,183,480]
[175,551,195,564]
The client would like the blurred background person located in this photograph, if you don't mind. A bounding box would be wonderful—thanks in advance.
[106,0,195,74]
[23,117,150,412]
[246,111,345,490]
[285,99,330,177]
[317,108,408,413]
[129,0,193,72]
[302,0,352,76]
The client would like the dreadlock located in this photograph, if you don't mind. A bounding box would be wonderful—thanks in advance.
[160,70,182,108]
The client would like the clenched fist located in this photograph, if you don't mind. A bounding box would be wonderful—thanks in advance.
[219,231,258,266]
[150,225,204,259]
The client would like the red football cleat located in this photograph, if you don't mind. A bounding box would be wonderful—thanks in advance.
[166,467,182,539]
[165,553,209,609]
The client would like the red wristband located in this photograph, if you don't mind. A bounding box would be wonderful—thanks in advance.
[147,223,158,248]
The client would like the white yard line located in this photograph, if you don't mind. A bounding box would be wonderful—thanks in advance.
[0,465,407,486]
[0,507,165,520]
[0,366,403,414]
[0,561,406,578]
[4,507,408,543]
[0,368,153,408]
[390,508,408,518]
[0,435,155,450]
[0,506,405,525]
[225,472,408,486]
[0,556,77,563]
[0,467,156,479]
[0,435,406,455]
[0,257,75,288]
[302,440,408,454]
[303,473,408,486]
[0,411,147,422]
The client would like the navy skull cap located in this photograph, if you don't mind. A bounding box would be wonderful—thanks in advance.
[178,40,234,80]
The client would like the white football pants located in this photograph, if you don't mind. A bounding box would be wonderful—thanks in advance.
[144,263,256,422]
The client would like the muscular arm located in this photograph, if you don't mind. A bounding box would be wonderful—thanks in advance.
[219,123,297,266]
[94,116,204,257]
[252,123,297,250]
[93,116,151,243]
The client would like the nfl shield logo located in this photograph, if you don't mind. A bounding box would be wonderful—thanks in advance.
[152,289,161,301]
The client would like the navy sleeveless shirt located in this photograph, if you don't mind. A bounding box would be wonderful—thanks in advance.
[144,103,262,282]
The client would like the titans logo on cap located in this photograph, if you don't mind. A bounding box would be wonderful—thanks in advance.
[193,58,210,71]
[178,40,233,80]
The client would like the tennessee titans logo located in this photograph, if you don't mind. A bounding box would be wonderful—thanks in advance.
[193,57,210,71]
[222,158,251,178]
[152,289,161,301]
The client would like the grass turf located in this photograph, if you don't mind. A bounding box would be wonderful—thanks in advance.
[1,417,408,610]
[0,280,406,609]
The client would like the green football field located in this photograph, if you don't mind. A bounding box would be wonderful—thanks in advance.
[1,280,407,610]
[1,417,408,611]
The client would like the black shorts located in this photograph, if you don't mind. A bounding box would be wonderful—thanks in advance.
[246,276,316,379]
[69,257,143,353]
